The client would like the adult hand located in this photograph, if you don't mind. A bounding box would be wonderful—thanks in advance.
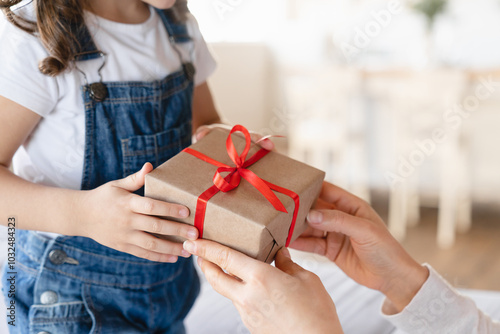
[76,163,199,262]
[183,240,343,334]
[194,123,275,151]
[291,181,429,313]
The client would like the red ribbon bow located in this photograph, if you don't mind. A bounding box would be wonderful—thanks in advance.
[183,125,299,247]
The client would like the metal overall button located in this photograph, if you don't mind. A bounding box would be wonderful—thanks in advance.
[48,249,79,265]
[89,82,108,102]
[75,52,109,102]
[40,290,58,305]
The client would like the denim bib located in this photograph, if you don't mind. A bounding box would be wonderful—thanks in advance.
[4,9,200,334]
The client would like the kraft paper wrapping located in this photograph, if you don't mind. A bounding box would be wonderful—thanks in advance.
[145,128,325,263]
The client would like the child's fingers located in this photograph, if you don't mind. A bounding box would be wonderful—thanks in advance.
[258,138,274,151]
[113,163,153,191]
[194,125,212,141]
[195,124,231,141]
[129,196,189,219]
[251,133,275,151]
[129,232,190,258]
[132,217,198,241]
[123,243,179,263]
[195,125,276,151]
[274,248,305,276]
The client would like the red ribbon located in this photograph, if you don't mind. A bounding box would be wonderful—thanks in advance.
[183,125,300,247]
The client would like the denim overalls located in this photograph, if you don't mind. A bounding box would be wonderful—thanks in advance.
[2,8,199,334]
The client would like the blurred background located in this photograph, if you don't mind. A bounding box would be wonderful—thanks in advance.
[1,1,499,332]
[188,0,500,290]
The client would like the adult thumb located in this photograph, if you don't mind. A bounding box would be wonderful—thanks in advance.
[307,209,370,241]
[113,162,153,192]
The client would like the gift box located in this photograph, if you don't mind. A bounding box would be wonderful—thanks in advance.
[145,125,325,263]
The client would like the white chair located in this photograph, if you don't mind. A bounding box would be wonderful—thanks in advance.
[284,66,371,203]
[382,69,471,247]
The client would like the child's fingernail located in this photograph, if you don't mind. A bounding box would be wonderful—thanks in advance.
[281,247,291,259]
[187,229,198,240]
[166,255,178,263]
[181,250,191,258]
[179,208,189,218]
[307,210,323,224]
[197,257,204,267]
[183,240,196,253]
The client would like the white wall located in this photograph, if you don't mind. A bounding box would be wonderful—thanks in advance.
[208,43,276,133]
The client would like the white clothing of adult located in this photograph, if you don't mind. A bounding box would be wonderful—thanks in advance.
[0,2,216,191]
[382,265,500,334]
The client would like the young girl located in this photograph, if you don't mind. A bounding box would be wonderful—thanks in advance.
[0,0,222,332]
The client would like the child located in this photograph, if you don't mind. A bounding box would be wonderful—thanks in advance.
[0,0,221,332]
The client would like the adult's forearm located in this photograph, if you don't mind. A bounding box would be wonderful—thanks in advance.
[0,165,83,235]
[382,265,500,333]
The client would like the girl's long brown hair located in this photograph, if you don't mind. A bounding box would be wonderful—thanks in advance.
[0,0,190,77]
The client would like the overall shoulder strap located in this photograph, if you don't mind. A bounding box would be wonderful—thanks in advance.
[71,22,102,62]
[155,8,191,44]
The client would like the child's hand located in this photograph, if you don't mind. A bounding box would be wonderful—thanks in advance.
[194,124,275,151]
[77,163,198,262]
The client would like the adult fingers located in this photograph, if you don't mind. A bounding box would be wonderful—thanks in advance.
[197,257,244,301]
[297,225,328,238]
[307,209,373,241]
[128,195,190,219]
[289,236,327,256]
[113,163,153,192]
[183,239,260,280]
[131,216,198,241]
[318,182,370,217]
[313,197,337,211]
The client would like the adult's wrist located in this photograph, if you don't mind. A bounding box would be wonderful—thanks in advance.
[382,261,429,313]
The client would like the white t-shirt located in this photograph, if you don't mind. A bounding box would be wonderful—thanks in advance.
[0,2,216,190]
[382,264,500,333]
